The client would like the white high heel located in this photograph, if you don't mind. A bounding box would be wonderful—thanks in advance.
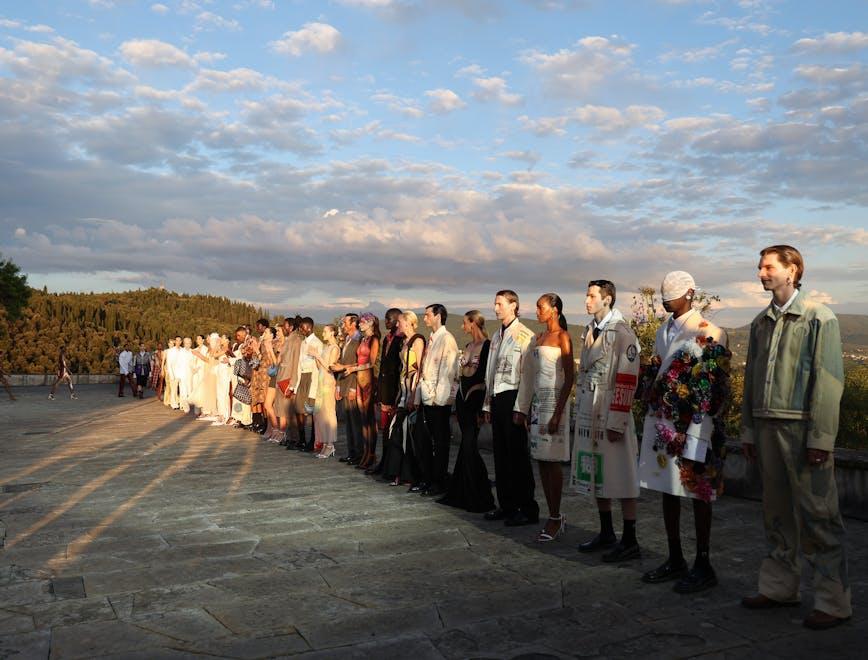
[536,514,566,543]
[316,446,336,459]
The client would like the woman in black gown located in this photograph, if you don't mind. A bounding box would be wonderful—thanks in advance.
[437,310,495,513]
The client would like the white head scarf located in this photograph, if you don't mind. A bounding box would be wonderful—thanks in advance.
[661,271,696,302]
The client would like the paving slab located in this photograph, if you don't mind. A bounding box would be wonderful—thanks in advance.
[0,385,863,658]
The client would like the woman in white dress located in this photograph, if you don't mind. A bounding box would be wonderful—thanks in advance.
[312,324,340,458]
[215,336,233,425]
[191,333,221,420]
[515,293,575,542]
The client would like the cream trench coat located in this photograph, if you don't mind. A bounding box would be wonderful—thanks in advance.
[570,308,641,499]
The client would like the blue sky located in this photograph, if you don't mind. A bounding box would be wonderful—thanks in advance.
[1,0,867,325]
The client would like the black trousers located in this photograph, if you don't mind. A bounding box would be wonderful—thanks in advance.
[422,404,452,488]
[342,397,363,459]
[490,390,538,518]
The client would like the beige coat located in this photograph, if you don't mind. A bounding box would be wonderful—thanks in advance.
[570,308,641,499]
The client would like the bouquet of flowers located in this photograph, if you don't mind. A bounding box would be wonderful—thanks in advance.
[642,333,732,501]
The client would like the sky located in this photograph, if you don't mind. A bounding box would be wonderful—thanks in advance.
[1,0,866,326]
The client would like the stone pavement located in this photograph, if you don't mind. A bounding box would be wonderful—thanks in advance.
[0,385,863,659]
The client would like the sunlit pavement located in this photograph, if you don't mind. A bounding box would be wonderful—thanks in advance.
[0,385,864,659]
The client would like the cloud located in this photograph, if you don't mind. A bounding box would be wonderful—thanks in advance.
[471,76,523,106]
[519,36,635,98]
[336,0,396,6]
[371,91,424,118]
[425,88,466,113]
[0,18,55,33]
[195,11,241,32]
[269,22,342,57]
[119,39,195,68]
[659,39,737,63]
[519,104,664,136]
[500,150,541,168]
[150,3,169,14]
[792,31,868,54]
[455,63,485,77]
[186,67,271,93]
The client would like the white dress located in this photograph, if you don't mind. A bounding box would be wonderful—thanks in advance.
[524,345,571,463]
[216,359,232,421]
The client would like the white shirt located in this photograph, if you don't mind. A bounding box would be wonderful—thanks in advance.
[415,325,459,406]
[665,308,699,344]
[118,350,133,375]
[772,289,799,315]
[174,348,195,381]
[593,309,614,334]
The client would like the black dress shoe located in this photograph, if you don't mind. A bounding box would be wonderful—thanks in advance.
[641,558,688,583]
[504,511,539,527]
[483,508,507,521]
[803,609,850,630]
[408,482,428,493]
[601,541,641,563]
[339,456,351,463]
[578,533,618,553]
[421,487,446,497]
[674,563,717,593]
[367,466,383,476]
[346,457,361,466]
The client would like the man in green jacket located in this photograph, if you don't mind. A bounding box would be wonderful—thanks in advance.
[740,245,851,630]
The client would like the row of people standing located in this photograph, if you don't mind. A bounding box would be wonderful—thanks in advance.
[323,247,851,630]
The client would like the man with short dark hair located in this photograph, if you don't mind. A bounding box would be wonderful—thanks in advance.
[275,316,302,448]
[740,245,851,630]
[294,317,322,451]
[482,290,539,526]
[336,314,363,464]
[414,304,459,496]
[572,280,642,562]
[117,344,135,398]
[372,308,403,476]
[133,342,151,399]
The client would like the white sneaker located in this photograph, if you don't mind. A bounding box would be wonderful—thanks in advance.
[70,393,78,400]
[48,393,55,400]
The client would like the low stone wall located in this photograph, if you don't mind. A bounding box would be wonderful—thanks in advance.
[724,441,868,521]
[5,374,120,385]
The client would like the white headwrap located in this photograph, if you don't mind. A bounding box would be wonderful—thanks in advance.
[661,271,696,302]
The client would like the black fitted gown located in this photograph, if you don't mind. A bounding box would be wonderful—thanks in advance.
[437,340,495,513]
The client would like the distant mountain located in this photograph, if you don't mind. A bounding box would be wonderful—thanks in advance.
[1,288,267,374]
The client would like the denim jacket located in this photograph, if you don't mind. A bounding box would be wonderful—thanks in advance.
[740,294,844,451]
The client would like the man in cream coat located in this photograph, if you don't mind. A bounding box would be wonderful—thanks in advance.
[415,304,459,497]
[572,280,642,563]
[482,290,539,526]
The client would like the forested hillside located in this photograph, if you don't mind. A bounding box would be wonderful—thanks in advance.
[0,288,267,374]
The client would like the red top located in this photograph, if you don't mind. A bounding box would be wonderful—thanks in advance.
[357,336,373,365]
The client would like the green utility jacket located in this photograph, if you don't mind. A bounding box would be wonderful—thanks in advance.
[740,293,844,451]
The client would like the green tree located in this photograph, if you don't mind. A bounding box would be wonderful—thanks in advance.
[0,255,31,321]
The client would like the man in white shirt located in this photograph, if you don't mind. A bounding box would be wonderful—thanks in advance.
[117,345,135,397]
[295,317,323,451]
[481,290,539,526]
[414,304,459,497]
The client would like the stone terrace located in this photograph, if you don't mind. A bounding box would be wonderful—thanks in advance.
[0,385,864,659]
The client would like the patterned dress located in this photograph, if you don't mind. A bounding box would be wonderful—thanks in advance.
[250,346,273,406]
